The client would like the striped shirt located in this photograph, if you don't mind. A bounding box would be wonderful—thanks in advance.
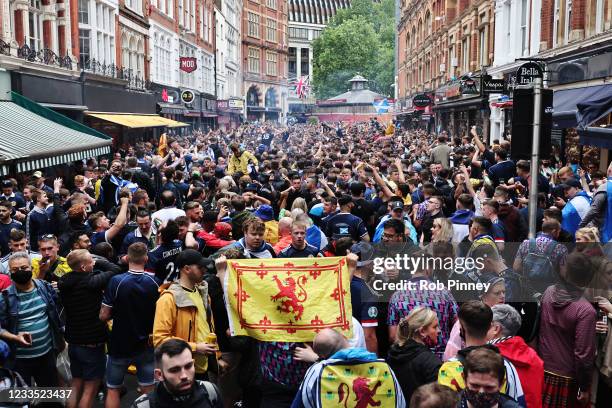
[15,288,53,359]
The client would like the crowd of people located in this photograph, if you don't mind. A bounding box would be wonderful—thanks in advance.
[0,120,610,408]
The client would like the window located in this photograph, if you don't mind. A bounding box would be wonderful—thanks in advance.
[289,27,308,39]
[28,0,43,50]
[248,12,260,38]
[288,47,297,78]
[79,29,91,64]
[266,19,276,42]
[461,37,469,72]
[553,0,561,46]
[564,0,572,44]
[178,0,184,27]
[79,0,89,24]
[154,34,172,84]
[266,51,277,75]
[595,0,604,33]
[267,0,277,9]
[520,0,529,56]
[248,47,260,73]
[300,48,309,75]
[125,0,142,15]
[479,29,486,66]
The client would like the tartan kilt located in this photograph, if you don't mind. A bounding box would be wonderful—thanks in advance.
[543,371,579,408]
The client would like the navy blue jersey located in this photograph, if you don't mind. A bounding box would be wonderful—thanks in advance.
[146,240,183,283]
[261,133,274,146]
[350,276,379,328]
[278,243,321,258]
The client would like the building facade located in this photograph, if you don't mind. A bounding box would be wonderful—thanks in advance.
[215,0,244,128]
[242,0,288,122]
[287,0,350,114]
[148,0,217,129]
[398,0,612,150]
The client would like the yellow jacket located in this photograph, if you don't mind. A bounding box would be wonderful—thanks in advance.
[153,282,215,373]
[227,150,258,175]
[32,257,71,280]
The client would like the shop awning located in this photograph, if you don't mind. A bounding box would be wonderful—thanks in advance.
[579,127,612,149]
[85,112,189,128]
[0,95,112,174]
[553,84,612,128]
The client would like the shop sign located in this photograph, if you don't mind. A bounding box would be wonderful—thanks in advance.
[412,94,432,108]
[179,57,197,73]
[181,89,195,104]
[460,78,479,95]
[481,76,506,94]
[516,62,543,85]
[161,88,177,103]
[229,99,244,109]
[217,100,229,109]
[445,83,462,99]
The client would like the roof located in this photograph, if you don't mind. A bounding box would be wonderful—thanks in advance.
[0,100,112,175]
[324,89,386,105]
[349,75,368,83]
[288,0,351,25]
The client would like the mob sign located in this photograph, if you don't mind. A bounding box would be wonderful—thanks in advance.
[180,57,197,73]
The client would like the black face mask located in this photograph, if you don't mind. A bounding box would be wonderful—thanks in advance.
[11,269,32,285]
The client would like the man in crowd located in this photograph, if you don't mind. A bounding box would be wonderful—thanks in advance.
[131,339,222,408]
[100,243,160,408]
[0,252,64,388]
[153,249,219,380]
[0,200,23,257]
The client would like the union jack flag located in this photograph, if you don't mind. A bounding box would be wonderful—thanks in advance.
[290,75,311,99]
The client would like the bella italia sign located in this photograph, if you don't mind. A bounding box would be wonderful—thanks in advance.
[516,62,543,85]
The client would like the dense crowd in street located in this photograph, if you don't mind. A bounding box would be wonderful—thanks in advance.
[0,120,611,408]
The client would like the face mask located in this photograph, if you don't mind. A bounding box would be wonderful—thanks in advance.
[464,388,500,408]
[11,269,32,285]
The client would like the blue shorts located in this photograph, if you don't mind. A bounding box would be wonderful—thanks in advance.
[68,344,106,381]
[106,348,154,388]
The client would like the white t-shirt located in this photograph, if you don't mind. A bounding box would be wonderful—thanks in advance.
[152,207,186,232]
[347,317,366,349]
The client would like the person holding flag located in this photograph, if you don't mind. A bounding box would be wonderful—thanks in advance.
[158,133,168,158]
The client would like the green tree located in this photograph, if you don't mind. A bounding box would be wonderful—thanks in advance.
[312,0,396,99]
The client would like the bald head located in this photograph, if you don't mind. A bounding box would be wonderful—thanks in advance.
[313,329,349,359]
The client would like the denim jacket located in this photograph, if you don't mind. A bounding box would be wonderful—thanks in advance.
[0,279,64,368]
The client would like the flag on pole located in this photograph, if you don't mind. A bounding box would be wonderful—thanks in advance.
[224,257,352,342]
[158,133,168,157]
[290,75,311,99]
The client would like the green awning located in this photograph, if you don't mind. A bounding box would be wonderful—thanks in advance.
[0,93,112,173]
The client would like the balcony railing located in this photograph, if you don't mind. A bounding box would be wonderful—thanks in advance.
[0,40,150,90]
[79,58,150,90]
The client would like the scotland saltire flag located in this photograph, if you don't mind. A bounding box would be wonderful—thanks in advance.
[561,191,592,235]
[373,98,390,113]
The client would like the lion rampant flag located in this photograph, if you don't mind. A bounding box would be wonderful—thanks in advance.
[158,133,168,157]
[224,257,353,342]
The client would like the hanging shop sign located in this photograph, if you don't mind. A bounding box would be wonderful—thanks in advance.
[460,78,479,95]
[412,94,432,108]
[181,89,196,104]
[516,62,543,85]
[179,57,198,73]
[481,76,506,94]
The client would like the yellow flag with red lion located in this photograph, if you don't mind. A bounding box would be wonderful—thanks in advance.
[224,257,353,342]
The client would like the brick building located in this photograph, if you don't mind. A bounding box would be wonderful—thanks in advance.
[242,0,288,122]
[398,0,612,148]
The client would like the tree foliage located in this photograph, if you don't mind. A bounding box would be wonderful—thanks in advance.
[312,0,395,99]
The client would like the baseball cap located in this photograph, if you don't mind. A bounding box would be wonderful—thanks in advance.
[390,201,404,211]
[560,178,581,189]
[32,171,43,179]
[1,180,12,188]
[175,249,209,270]
[253,204,274,221]
[350,242,374,267]
[245,183,260,193]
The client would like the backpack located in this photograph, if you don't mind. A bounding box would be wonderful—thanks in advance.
[132,381,218,408]
[523,239,557,283]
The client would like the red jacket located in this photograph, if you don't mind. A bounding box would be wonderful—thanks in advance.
[492,336,544,408]
[196,230,234,250]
